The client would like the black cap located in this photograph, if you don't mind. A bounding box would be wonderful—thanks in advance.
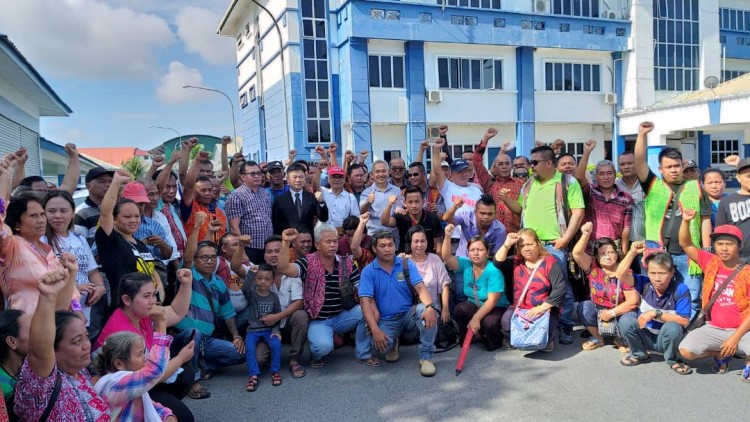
[85,167,114,183]
[737,158,750,173]
[267,161,284,171]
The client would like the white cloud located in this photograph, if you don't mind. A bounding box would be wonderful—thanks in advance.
[156,61,207,104]
[175,7,235,66]
[0,0,175,80]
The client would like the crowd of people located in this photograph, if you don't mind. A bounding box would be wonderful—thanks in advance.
[1,122,750,420]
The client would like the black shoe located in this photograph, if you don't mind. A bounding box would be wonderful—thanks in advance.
[559,328,574,345]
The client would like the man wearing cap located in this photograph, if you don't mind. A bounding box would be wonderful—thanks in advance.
[717,156,750,262]
[266,160,289,198]
[226,161,273,265]
[75,166,115,246]
[683,159,699,181]
[319,166,359,231]
[679,208,750,378]
[122,182,174,262]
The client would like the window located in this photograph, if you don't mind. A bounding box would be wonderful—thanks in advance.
[720,8,750,32]
[239,93,248,108]
[449,144,474,161]
[723,69,749,82]
[552,0,600,18]
[302,0,331,144]
[711,138,740,166]
[249,85,256,102]
[437,0,501,10]
[564,141,585,161]
[653,0,700,91]
[544,62,601,92]
[437,57,503,90]
[368,55,405,88]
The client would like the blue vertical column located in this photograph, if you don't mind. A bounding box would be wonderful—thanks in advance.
[405,41,426,163]
[348,37,372,161]
[697,131,710,171]
[515,47,535,157]
[612,52,626,159]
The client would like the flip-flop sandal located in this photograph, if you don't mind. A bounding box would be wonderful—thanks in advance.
[582,338,604,351]
[188,386,211,399]
[245,376,259,392]
[613,337,630,353]
[741,364,750,382]
[200,371,213,381]
[309,359,325,369]
[712,357,732,374]
[271,372,283,386]
[620,355,650,367]
[289,361,306,378]
[355,357,382,367]
[670,361,693,375]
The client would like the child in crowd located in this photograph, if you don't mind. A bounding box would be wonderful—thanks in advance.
[243,264,282,392]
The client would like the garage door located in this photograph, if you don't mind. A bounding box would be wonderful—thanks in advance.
[0,113,41,176]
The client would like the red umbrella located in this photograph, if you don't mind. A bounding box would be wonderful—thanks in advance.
[455,329,474,376]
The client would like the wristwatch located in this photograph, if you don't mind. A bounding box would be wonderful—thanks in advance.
[426,303,439,312]
[654,309,663,319]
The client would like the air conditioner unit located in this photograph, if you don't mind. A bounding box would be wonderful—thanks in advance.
[604,92,617,105]
[535,0,547,13]
[426,90,443,104]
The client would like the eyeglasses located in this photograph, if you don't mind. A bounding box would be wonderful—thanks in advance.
[529,160,547,167]
[242,171,263,177]
[391,167,405,171]
[408,172,421,178]
[196,255,218,262]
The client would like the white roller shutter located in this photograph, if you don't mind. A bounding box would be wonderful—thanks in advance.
[0,113,42,176]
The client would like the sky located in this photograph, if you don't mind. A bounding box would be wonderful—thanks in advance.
[0,0,239,150]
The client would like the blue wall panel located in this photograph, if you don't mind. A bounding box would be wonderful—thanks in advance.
[405,41,426,163]
[337,37,372,161]
[515,46,535,158]
[721,30,750,60]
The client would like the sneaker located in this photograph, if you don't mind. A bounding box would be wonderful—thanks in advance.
[385,339,400,363]
[559,327,574,345]
[420,360,436,377]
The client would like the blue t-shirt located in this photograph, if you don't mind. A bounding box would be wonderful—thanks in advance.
[359,258,423,320]
[458,257,509,307]
[636,275,691,333]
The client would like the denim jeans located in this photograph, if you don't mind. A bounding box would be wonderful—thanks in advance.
[544,245,575,329]
[355,304,437,361]
[172,329,246,381]
[618,312,685,365]
[644,241,703,318]
[245,329,281,376]
[307,305,364,360]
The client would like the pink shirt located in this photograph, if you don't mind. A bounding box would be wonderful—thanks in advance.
[698,250,742,329]
[95,308,155,351]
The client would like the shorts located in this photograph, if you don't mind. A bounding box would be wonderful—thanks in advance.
[679,324,750,357]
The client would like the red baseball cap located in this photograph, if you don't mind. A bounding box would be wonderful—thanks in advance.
[328,166,345,177]
[711,225,743,245]
[121,182,149,203]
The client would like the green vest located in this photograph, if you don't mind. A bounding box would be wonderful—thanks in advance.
[644,178,702,275]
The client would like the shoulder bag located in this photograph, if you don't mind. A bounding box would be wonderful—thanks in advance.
[510,263,551,351]
[338,256,358,310]
[596,275,621,337]
[687,263,745,332]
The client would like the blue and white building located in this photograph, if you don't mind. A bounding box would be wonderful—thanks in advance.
[218,0,750,174]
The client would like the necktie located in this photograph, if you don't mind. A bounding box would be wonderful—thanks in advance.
[295,192,302,219]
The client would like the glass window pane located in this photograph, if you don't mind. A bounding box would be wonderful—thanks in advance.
[573,64,582,91]
[393,57,404,88]
[492,0,501,9]
[380,56,392,88]
[369,56,380,87]
[306,81,317,98]
[316,40,327,59]
[317,60,328,79]
[676,69,684,91]
[314,0,325,19]
[302,2,313,18]
[305,59,316,79]
[554,63,563,90]
[450,58,459,88]
[319,101,329,119]
[563,63,572,91]
[592,65,601,91]
[583,64,592,91]
[494,60,502,89]
[319,120,331,143]
[316,21,326,38]
[438,58,449,88]
[482,59,493,89]
[471,59,481,89]
[553,0,562,15]
[482,0,491,8]
[545,62,553,90]
[592,0,599,17]
[303,20,314,37]
[307,120,319,143]
[318,81,329,99]
[303,39,315,58]
[307,101,317,118]
[582,0,590,17]
[461,59,471,89]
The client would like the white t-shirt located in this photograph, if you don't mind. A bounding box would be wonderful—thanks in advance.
[439,180,483,239]
[42,231,97,323]
[270,275,303,328]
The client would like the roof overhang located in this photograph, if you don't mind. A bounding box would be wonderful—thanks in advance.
[0,34,72,116]
[217,0,254,36]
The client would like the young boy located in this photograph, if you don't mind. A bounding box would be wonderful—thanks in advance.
[243,264,282,392]
[679,208,750,380]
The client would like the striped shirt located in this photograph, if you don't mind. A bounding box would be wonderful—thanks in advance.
[583,183,633,244]
[134,215,172,262]
[225,184,273,250]
[295,256,360,320]
[616,178,645,241]
[94,333,173,421]
[174,268,236,335]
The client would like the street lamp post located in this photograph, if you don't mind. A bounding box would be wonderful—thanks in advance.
[181,85,238,150]
[148,125,183,161]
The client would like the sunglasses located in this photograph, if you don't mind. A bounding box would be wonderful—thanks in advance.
[529,160,548,167]
[408,172,421,178]
[391,167,405,171]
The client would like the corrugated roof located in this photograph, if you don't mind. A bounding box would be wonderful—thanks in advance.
[652,73,750,108]
[78,147,150,167]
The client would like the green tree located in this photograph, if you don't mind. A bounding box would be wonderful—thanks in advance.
[189,144,211,160]
[121,157,147,180]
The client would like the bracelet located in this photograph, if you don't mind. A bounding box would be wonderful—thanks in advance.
[610,310,617,318]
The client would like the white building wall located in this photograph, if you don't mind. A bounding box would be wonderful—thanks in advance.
[719,0,750,9]
[536,123,608,163]
[371,125,407,162]
[700,0,722,86]
[623,0,656,110]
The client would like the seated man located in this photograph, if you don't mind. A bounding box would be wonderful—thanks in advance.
[678,209,750,379]
[172,241,246,387]
[277,225,363,368]
[354,230,438,377]
[617,252,692,374]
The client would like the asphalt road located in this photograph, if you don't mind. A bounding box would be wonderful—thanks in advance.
[186,332,750,421]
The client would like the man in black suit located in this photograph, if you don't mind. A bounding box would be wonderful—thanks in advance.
[272,162,329,234]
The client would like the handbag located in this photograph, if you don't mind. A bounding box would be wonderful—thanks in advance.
[510,263,551,351]
[687,263,745,332]
[338,256,358,310]
[596,275,621,337]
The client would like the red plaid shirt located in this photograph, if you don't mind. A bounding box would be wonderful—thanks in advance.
[583,183,633,243]
[473,144,523,233]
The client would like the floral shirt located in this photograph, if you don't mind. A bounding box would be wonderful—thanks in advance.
[587,261,633,309]
[15,360,109,422]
